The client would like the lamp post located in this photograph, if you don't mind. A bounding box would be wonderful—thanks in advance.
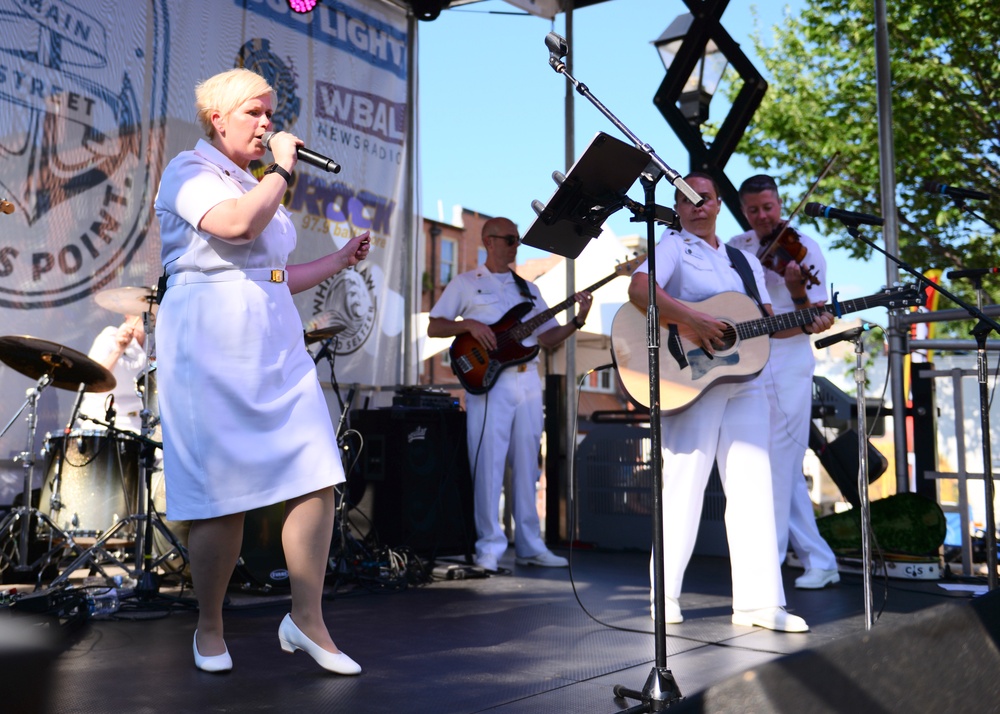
[652,13,729,127]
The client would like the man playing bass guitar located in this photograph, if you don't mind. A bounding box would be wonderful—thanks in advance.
[627,172,833,631]
[427,216,592,572]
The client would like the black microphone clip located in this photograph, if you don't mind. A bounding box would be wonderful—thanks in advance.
[814,324,871,350]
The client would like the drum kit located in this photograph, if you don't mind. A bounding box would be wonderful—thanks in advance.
[0,286,188,591]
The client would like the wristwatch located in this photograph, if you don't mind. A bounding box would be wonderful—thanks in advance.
[263,163,291,184]
[572,316,585,330]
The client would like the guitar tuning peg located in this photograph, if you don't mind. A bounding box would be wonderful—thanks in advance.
[552,170,566,186]
[531,200,545,216]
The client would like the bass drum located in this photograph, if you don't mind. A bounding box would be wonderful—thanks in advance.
[39,431,140,537]
[233,502,289,591]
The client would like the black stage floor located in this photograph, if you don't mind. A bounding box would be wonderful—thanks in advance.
[4,548,999,714]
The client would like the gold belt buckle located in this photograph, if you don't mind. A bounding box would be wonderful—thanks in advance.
[270,269,285,283]
[517,364,528,373]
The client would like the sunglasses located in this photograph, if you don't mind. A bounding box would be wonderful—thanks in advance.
[489,234,520,246]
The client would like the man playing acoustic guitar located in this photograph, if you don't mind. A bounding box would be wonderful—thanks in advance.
[627,172,833,631]
[428,216,592,573]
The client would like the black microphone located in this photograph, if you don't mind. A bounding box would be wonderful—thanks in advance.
[814,324,870,350]
[261,132,341,174]
[64,382,87,436]
[545,32,568,58]
[946,267,999,280]
[805,202,884,226]
[922,180,990,202]
[104,394,116,426]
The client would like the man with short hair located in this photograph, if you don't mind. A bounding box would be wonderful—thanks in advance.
[728,174,840,590]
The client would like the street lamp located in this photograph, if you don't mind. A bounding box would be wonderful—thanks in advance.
[652,13,729,126]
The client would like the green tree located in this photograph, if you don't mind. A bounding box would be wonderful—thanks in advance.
[740,0,999,306]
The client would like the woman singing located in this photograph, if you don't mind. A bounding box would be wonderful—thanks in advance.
[153,68,369,674]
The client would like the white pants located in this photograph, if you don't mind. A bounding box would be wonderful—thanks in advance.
[654,377,786,611]
[762,336,837,571]
[465,367,547,561]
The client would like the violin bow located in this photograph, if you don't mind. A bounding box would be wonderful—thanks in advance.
[756,152,840,265]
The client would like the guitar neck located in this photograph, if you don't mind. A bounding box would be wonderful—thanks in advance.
[506,270,620,341]
[737,295,881,339]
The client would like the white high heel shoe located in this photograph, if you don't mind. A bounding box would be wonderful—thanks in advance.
[193,631,233,673]
[278,614,361,675]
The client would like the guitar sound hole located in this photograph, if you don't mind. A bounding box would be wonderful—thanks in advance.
[717,324,738,353]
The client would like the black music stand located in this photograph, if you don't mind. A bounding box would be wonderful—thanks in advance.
[522,132,653,259]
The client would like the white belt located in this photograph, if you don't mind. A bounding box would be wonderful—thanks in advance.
[166,268,286,287]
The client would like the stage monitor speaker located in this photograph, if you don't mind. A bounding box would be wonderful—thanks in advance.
[349,408,474,561]
[667,588,1000,713]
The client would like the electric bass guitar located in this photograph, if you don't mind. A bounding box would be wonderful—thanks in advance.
[449,253,646,395]
[611,285,924,414]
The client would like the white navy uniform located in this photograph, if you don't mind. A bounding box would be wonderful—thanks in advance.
[728,228,838,572]
[429,266,558,562]
[153,139,343,521]
[635,228,787,611]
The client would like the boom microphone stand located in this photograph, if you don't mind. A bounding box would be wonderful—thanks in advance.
[834,220,999,591]
[541,31,702,711]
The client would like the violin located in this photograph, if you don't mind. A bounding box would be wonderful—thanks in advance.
[757,221,820,288]
[754,153,840,290]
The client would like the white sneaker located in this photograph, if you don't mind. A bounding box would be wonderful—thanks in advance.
[475,553,498,572]
[514,549,568,567]
[732,607,809,632]
[650,596,684,624]
[795,568,840,589]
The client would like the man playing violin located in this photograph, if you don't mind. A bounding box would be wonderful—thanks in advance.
[728,174,840,590]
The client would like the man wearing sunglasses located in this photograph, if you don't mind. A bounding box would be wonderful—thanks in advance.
[428,216,592,573]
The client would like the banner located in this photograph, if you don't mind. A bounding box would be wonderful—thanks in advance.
[0,0,411,459]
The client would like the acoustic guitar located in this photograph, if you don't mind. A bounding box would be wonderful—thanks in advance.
[449,254,646,394]
[611,285,924,414]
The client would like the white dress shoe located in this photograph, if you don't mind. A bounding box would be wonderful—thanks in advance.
[649,596,684,624]
[278,614,361,675]
[795,568,840,589]
[514,549,568,567]
[732,607,809,632]
[193,631,233,673]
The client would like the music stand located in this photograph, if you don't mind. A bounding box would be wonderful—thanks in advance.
[522,132,653,259]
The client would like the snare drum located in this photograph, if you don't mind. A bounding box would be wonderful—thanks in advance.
[39,430,140,537]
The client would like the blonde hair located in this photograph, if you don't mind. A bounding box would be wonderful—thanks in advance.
[194,68,274,138]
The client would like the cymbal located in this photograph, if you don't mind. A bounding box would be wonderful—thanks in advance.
[94,286,158,316]
[0,335,117,392]
[304,325,345,345]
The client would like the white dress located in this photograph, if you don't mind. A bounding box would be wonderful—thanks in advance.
[153,140,342,520]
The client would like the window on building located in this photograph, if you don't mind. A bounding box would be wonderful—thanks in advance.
[440,238,457,285]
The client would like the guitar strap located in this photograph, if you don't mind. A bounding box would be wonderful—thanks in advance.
[509,270,535,302]
[725,245,767,317]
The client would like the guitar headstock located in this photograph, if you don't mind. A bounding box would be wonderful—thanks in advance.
[615,252,648,277]
[873,285,927,310]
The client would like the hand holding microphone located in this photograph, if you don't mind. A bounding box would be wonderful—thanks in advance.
[262,131,341,174]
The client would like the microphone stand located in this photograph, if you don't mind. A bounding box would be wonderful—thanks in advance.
[843,221,999,591]
[544,31,684,711]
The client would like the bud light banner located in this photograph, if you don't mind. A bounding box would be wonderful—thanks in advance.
[0,0,411,451]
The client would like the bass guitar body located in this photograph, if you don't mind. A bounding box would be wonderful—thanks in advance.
[611,292,771,415]
[449,302,538,395]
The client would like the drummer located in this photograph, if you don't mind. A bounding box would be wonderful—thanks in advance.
[78,315,149,434]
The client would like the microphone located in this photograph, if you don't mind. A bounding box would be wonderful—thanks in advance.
[922,180,989,202]
[545,32,568,59]
[261,132,341,174]
[0,199,13,214]
[814,324,870,350]
[946,267,999,280]
[64,382,87,436]
[104,394,117,427]
[805,202,884,227]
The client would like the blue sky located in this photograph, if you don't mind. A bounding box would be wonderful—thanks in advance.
[417,0,893,321]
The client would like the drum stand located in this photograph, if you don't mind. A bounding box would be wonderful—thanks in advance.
[0,376,86,582]
[49,311,188,592]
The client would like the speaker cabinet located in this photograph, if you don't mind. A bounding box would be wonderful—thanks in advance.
[349,409,474,560]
